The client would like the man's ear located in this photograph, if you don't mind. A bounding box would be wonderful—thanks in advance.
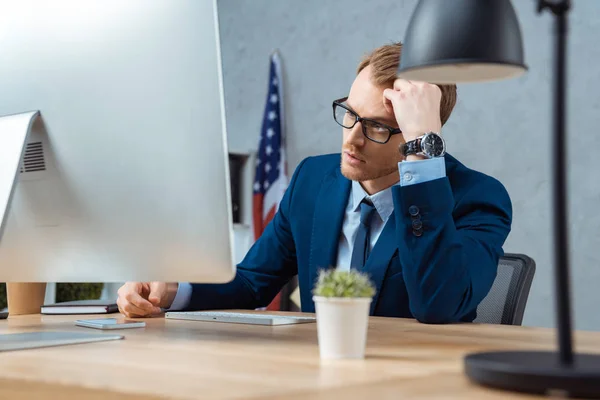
[382,93,394,116]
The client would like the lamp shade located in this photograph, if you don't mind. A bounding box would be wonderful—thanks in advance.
[398,0,527,83]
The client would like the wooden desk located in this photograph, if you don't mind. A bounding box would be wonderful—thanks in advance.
[1,312,599,399]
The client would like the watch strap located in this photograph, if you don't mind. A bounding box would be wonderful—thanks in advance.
[402,138,421,156]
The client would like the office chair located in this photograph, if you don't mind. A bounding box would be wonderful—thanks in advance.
[474,253,536,326]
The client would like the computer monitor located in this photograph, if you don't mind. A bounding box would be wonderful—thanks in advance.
[0,0,235,283]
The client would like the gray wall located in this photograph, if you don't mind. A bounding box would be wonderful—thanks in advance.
[218,0,600,330]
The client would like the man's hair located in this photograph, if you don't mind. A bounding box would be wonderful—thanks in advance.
[357,42,457,126]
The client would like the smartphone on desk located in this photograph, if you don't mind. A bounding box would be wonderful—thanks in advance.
[75,318,146,330]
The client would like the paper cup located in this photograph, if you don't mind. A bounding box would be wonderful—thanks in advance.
[7,283,47,315]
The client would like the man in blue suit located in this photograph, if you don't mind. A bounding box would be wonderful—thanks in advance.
[118,42,511,323]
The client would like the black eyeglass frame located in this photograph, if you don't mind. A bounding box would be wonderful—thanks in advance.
[332,96,402,144]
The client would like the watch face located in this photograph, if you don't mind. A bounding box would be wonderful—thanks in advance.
[421,133,445,157]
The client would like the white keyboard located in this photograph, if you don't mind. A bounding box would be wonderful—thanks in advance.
[165,311,316,326]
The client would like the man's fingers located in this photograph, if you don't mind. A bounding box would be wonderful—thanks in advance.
[116,282,161,317]
[148,282,167,307]
[148,295,166,309]
[117,296,160,317]
[148,295,160,306]
[393,78,415,92]
[383,88,400,102]
[117,297,140,317]
[118,301,148,318]
[149,282,178,309]
[428,82,442,98]
[118,282,139,297]
[124,289,160,313]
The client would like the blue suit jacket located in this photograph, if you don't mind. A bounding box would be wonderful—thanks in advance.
[186,153,512,323]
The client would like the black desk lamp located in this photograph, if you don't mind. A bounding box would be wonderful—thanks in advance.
[398,0,600,398]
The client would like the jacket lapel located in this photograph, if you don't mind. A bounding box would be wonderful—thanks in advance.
[308,168,351,298]
[363,212,397,315]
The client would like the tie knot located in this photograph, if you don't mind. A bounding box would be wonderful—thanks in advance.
[359,199,376,225]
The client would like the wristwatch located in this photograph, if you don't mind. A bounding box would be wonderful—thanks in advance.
[400,132,446,158]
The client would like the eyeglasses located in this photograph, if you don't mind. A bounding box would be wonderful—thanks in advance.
[332,97,402,144]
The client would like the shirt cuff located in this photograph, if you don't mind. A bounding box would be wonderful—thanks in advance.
[398,157,446,186]
[166,282,192,311]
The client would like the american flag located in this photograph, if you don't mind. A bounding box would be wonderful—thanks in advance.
[253,52,288,309]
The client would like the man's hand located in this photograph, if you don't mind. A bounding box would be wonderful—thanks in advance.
[116,282,178,318]
[383,79,442,143]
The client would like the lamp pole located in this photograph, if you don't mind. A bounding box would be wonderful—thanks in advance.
[538,0,573,366]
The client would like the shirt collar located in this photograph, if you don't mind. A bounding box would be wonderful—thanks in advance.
[351,180,398,223]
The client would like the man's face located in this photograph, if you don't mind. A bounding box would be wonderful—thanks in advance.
[340,66,404,183]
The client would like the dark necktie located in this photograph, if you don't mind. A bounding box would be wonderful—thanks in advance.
[350,199,376,270]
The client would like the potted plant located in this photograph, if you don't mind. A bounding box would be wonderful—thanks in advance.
[312,269,376,359]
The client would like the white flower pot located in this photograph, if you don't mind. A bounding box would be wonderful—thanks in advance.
[313,296,372,359]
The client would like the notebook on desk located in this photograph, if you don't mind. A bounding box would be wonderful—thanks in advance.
[41,300,118,315]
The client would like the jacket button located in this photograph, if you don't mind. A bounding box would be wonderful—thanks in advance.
[409,205,419,216]
[412,219,423,230]
[413,229,423,237]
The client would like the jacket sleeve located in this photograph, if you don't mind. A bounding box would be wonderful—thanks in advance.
[183,158,308,311]
[392,176,512,323]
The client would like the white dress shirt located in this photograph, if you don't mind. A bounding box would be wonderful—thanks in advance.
[168,157,446,311]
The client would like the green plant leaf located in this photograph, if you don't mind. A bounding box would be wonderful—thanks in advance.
[312,269,375,298]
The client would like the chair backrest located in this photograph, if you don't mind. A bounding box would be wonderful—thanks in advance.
[474,253,536,326]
